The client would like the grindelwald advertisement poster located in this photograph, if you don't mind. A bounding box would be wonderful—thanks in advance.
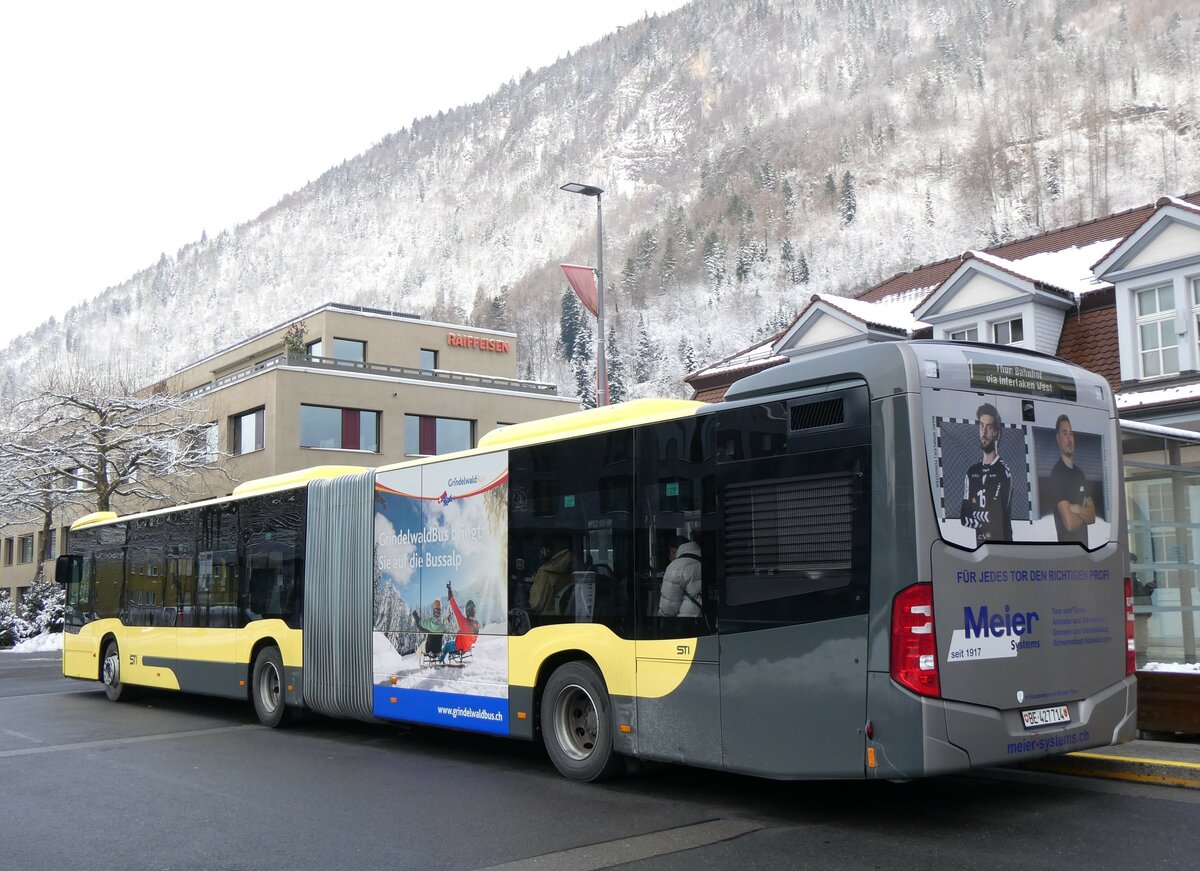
[371,452,510,735]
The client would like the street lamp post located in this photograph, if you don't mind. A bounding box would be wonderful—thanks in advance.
[560,182,607,407]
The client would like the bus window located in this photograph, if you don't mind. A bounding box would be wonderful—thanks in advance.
[508,432,633,637]
[240,489,306,627]
[197,503,240,628]
[635,416,716,639]
[92,524,127,621]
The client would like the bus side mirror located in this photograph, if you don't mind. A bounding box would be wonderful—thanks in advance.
[55,554,81,585]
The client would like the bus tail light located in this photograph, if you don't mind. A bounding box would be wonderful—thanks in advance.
[1125,576,1136,676]
[891,583,941,698]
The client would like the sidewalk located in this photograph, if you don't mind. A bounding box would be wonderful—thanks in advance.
[1018,738,1200,789]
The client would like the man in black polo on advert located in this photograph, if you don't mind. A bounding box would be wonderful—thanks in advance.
[1049,414,1095,544]
[960,403,1012,544]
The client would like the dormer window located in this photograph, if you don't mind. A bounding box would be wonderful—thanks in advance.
[948,326,978,342]
[1136,284,1178,378]
[991,316,1024,347]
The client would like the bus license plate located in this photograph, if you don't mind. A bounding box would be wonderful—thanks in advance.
[1021,705,1071,729]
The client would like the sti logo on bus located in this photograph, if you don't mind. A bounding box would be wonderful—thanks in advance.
[947,604,1041,662]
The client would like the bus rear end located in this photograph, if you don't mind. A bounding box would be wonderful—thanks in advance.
[880,343,1135,776]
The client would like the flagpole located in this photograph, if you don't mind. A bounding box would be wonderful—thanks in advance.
[594,191,608,406]
[560,182,608,407]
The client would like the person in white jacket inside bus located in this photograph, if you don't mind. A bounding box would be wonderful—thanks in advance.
[658,534,702,617]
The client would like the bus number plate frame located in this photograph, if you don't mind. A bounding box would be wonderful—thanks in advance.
[1021,705,1071,729]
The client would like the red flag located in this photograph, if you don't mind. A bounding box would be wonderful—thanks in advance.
[560,264,598,317]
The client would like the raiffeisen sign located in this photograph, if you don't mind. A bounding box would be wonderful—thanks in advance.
[446,332,510,353]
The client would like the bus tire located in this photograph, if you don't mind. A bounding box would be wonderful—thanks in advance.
[101,640,128,702]
[251,646,290,728]
[541,661,622,782]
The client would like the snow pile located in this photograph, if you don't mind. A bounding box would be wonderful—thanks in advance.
[4,633,64,653]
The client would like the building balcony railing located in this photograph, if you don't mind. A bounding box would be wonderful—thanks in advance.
[184,353,558,398]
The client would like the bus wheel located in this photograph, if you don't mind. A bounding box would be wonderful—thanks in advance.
[541,661,622,782]
[251,646,290,728]
[101,640,127,702]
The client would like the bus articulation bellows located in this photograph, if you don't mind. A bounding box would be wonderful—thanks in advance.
[58,341,1135,781]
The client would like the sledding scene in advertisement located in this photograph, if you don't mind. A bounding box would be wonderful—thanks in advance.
[371,451,510,735]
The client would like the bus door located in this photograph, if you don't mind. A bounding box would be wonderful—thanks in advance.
[177,504,240,675]
[715,392,872,778]
[121,526,177,689]
[633,418,722,768]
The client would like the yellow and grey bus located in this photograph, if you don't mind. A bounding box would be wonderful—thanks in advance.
[59,341,1136,781]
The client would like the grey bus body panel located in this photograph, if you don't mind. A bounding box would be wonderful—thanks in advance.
[141,657,248,701]
[720,617,869,779]
[636,635,722,768]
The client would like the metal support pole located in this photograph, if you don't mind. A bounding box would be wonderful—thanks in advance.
[595,193,608,407]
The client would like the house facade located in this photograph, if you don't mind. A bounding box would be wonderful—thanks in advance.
[0,303,578,602]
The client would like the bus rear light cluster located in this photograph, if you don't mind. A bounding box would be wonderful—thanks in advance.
[1125,577,1136,676]
[891,583,941,698]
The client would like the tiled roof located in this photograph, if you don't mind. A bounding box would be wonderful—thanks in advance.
[1055,294,1119,390]
[687,192,1200,408]
[860,191,1200,304]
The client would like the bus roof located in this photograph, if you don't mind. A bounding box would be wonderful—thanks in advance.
[69,465,369,532]
[475,398,704,451]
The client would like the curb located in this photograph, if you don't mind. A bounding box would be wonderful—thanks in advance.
[1019,750,1200,789]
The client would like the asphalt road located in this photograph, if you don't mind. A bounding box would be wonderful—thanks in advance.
[1,651,1197,871]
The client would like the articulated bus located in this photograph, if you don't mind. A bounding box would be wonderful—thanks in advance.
[58,341,1135,781]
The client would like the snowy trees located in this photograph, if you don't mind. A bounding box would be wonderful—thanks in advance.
[0,365,227,522]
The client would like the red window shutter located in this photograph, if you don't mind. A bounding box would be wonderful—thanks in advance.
[341,408,360,450]
[419,415,436,455]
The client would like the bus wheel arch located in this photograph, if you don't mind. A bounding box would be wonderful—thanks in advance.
[539,657,622,782]
[250,642,295,728]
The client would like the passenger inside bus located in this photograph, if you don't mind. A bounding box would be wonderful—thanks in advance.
[658,534,702,618]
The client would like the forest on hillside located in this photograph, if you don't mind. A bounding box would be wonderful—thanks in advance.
[2,0,1196,403]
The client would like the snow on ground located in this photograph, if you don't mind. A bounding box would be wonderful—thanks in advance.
[1,633,64,653]
[1141,661,1200,674]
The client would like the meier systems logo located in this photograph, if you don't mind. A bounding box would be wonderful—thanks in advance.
[947,603,1041,662]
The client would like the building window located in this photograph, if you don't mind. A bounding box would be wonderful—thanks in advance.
[204,423,219,461]
[306,339,323,357]
[419,348,438,371]
[405,415,473,456]
[331,338,366,363]
[232,408,265,455]
[4,538,12,566]
[65,467,86,490]
[300,405,379,452]
[1136,284,1178,378]
[1193,278,1200,366]
[18,534,34,564]
[37,530,56,561]
[948,326,978,342]
[992,317,1024,346]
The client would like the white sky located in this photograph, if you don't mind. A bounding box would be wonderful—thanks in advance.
[0,1,687,347]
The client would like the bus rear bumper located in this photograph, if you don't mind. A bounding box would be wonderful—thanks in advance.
[942,675,1136,770]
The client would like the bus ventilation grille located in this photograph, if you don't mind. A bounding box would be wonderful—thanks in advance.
[790,397,844,431]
